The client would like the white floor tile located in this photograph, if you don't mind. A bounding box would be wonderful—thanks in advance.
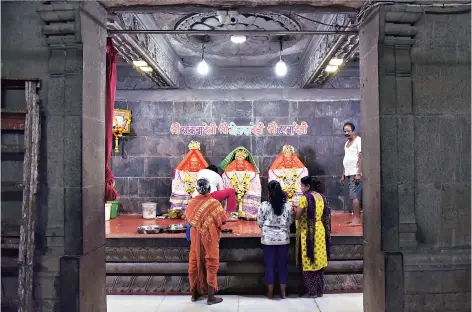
[238,295,321,312]
[156,295,239,312]
[107,295,164,312]
[315,293,363,312]
[106,293,364,312]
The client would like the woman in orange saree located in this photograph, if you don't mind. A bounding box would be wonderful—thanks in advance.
[185,178,227,305]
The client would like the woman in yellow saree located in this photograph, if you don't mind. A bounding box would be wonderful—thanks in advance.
[294,176,331,298]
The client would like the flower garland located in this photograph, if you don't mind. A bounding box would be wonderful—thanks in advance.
[182,171,197,196]
[230,172,251,214]
[277,169,301,202]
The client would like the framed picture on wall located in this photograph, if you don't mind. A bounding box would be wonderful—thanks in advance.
[113,109,132,134]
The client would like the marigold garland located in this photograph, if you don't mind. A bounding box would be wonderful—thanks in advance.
[230,172,251,215]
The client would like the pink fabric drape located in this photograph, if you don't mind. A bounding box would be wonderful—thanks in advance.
[105,37,118,201]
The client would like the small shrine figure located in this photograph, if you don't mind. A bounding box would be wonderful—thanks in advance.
[220,147,261,219]
[268,145,308,206]
[170,141,208,211]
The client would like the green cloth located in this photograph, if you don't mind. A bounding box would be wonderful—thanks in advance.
[219,146,259,173]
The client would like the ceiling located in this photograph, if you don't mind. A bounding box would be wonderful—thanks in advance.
[150,12,351,67]
[106,4,360,89]
[101,0,364,9]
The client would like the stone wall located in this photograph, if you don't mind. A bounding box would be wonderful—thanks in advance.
[1,2,108,311]
[112,89,360,214]
[360,5,471,312]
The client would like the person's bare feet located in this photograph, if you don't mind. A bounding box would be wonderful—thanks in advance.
[207,297,223,305]
[207,286,223,305]
[266,285,274,299]
[280,284,287,299]
[190,289,201,302]
[348,218,362,227]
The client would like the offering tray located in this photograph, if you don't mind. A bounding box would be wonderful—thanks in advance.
[136,225,164,234]
[167,223,187,233]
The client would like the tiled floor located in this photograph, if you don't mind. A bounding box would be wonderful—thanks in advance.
[107,293,363,312]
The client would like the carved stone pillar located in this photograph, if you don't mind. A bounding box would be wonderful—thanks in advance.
[360,3,470,312]
[38,2,107,311]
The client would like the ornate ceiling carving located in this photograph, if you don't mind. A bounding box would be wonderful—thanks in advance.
[300,14,359,87]
[101,0,363,9]
[110,9,360,89]
[173,12,302,57]
[109,13,181,87]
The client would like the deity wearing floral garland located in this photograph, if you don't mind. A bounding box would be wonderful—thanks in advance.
[220,147,261,219]
[170,141,208,211]
[268,145,308,206]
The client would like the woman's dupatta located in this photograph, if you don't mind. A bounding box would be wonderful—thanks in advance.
[296,192,332,266]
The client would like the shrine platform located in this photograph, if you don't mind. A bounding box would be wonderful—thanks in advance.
[105,212,363,295]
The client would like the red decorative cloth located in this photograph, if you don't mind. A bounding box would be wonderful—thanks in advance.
[105,37,118,201]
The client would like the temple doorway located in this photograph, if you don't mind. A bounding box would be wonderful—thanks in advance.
[104,2,364,302]
[1,1,469,312]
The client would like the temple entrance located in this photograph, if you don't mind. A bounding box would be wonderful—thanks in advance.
[104,4,364,301]
[1,1,469,312]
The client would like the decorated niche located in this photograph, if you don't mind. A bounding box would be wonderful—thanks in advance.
[169,141,208,211]
[220,146,261,219]
[268,145,308,206]
[112,109,132,152]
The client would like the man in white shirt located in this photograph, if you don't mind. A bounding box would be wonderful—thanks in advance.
[192,165,237,212]
[340,122,362,226]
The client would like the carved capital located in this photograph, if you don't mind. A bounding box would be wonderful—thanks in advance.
[382,6,422,48]
[37,2,82,47]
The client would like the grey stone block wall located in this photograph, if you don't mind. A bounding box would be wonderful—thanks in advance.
[112,90,361,214]
[2,1,107,311]
[360,4,471,312]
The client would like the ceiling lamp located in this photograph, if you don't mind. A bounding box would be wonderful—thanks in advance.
[197,45,209,75]
[275,38,287,77]
[133,60,147,67]
[325,65,339,73]
[275,60,287,77]
[231,35,246,44]
[197,59,209,75]
[329,58,343,66]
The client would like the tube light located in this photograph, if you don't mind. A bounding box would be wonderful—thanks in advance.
[329,58,343,66]
[325,65,338,73]
[133,60,148,67]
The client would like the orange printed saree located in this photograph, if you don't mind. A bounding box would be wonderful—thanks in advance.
[185,194,227,292]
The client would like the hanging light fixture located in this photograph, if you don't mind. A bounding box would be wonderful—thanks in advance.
[275,38,287,77]
[197,45,209,75]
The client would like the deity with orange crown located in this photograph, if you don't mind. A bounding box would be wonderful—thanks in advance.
[219,146,261,219]
[169,141,208,211]
[268,145,308,206]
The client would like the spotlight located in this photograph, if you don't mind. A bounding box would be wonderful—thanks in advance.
[231,35,246,44]
[329,58,343,66]
[325,65,338,73]
[133,60,147,67]
[275,60,287,77]
[197,59,209,75]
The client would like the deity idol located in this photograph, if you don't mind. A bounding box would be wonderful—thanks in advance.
[268,145,308,206]
[169,141,208,211]
[220,147,261,219]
